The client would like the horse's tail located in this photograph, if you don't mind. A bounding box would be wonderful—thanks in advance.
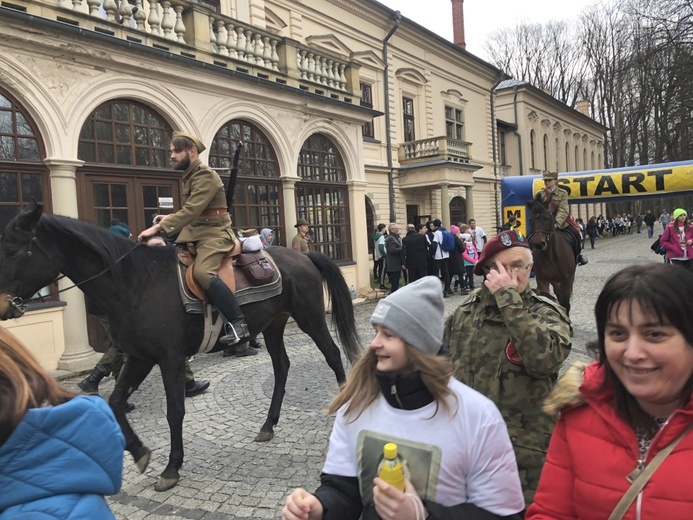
[305,252,363,364]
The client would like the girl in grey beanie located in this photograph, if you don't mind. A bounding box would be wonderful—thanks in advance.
[283,276,524,520]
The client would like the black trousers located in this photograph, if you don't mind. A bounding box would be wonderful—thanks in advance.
[434,258,450,291]
[387,271,402,292]
[408,266,428,283]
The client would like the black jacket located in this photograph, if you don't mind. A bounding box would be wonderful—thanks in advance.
[402,231,429,270]
[447,236,465,274]
[644,213,656,226]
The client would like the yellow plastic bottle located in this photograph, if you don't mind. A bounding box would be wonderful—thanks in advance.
[377,442,406,491]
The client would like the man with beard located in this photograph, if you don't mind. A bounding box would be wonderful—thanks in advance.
[138,131,250,345]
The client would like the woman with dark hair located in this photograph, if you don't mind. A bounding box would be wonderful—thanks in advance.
[283,277,524,520]
[527,264,693,519]
[0,326,124,518]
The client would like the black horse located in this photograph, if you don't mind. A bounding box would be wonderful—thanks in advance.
[0,202,362,491]
[526,198,577,314]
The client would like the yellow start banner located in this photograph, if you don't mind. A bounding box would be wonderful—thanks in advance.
[531,165,693,199]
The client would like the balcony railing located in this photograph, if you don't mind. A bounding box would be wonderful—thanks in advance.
[2,0,359,101]
[398,137,472,164]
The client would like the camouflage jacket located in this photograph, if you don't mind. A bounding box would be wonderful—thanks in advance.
[443,284,572,505]
[536,187,570,229]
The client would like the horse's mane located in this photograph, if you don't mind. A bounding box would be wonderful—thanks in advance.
[39,214,176,277]
[531,196,549,216]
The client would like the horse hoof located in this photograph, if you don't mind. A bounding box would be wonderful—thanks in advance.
[255,431,274,442]
[155,475,179,492]
[135,448,151,473]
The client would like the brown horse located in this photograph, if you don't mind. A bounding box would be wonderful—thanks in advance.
[526,198,577,314]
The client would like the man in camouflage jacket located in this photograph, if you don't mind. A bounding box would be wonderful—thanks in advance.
[443,230,572,507]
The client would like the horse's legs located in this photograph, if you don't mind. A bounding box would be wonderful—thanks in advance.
[292,313,346,384]
[109,356,155,473]
[256,316,290,443]
[154,356,187,491]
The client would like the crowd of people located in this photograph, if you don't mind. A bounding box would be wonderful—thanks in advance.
[3,130,692,519]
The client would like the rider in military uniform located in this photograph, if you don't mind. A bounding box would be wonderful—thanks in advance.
[138,131,250,345]
[443,230,572,507]
[535,171,588,266]
[291,218,313,253]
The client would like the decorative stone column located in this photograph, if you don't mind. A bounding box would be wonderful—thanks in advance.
[348,179,369,293]
[44,158,101,371]
[280,176,298,246]
[465,185,475,222]
[440,183,450,228]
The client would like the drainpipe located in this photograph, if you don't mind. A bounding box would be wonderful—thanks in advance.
[383,11,401,222]
[490,74,505,230]
[513,85,524,176]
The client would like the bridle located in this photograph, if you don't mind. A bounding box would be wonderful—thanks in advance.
[528,209,556,249]
[3,229,141,318]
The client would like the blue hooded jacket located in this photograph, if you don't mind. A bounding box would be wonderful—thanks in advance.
[0,395,125,519]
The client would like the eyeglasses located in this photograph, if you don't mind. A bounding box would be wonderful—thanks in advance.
[482,263,532,275]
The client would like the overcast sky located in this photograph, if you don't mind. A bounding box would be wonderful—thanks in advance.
[377,0,595,60]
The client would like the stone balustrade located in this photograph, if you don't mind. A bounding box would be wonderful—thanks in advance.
[399,136,472,164]
[3,0,358,101]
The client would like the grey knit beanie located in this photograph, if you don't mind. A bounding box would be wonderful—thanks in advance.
[370,276,444,355]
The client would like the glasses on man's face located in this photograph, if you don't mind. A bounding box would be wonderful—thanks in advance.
[482,263,532,275]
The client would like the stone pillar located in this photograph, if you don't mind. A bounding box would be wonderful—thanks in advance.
[348,180,370,293]
[44,158,101,371]
[281,176,298,246]
[440,183,450,228]
[465,185,475,221]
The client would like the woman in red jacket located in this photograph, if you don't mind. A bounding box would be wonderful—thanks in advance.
[527,264,693,520]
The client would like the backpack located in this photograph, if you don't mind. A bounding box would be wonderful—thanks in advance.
[650,235,665,255]
[440,228,456,252]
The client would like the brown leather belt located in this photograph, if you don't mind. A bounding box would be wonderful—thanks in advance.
[200,208,228,216]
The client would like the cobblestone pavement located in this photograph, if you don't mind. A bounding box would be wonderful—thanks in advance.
[59,229,663,519]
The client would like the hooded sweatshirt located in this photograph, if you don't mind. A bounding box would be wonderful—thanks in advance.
[0,395,125,519]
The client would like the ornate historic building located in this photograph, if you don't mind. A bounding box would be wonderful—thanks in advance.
[0,0,604,370]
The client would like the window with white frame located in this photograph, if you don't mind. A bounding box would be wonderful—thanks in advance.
[445,106,464,141]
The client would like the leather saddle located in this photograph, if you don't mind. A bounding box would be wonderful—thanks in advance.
[177,241,278,300]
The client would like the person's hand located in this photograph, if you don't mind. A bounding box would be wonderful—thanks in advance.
[137,224,161,242]
[282,488,324,520]
[483,262,517,294]
[373,477,421,520]
[152,214,165,225]
[686,239,693,246]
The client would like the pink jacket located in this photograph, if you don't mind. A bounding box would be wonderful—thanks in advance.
[660,222,693,260]
[462,244,478,264]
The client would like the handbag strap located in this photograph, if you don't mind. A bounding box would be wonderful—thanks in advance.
[609,422,693,520]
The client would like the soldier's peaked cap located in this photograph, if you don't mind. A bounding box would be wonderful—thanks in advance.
[172,131,206,153]
[474,230,529,276]
[542,171,558,180]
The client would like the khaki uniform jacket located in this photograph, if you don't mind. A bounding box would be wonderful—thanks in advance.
[536,187,570,229]
[443,284,572,505]
[160,159,234,244]
[291,232,312,253]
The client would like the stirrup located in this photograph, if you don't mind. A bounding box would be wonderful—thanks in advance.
[219,321,250,345]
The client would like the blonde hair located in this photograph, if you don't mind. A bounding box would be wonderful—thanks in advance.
[327,345,456,421]
[0,326,75,445]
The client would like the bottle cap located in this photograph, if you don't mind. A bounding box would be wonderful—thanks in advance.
[383,442,398,459]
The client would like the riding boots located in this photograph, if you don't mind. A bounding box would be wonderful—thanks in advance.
[577,254,588,266]
[78,368,106,394]
[207,275,251,345]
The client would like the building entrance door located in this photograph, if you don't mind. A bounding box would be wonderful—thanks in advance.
[80,174,181,352]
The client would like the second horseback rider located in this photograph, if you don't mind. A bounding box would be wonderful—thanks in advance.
[138,131,251,345]
[535,171,588,266]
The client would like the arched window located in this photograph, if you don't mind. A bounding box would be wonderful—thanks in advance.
[209,120,283,244]
[449,196,467,225]
[0,88,49,230]
[598,153,602,168]
[574,145,579,171]
[78,100,175,231]
[79,100,170,168]
[565,142,570,171]
[555,138,560,172]
[543,134,549,171]
[530,130,536,169]
[591,151,595,170]
[365,196,375,256]
[296,134,350,261]
[583,149,587,172]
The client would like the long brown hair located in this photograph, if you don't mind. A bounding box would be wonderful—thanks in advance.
[327,345,456,421]
[0,326,75,445]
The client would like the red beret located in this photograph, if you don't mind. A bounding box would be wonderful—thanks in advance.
[474,230,529,276]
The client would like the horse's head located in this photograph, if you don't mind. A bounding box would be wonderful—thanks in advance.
[526,197,555,251]
[0,201,60,319]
